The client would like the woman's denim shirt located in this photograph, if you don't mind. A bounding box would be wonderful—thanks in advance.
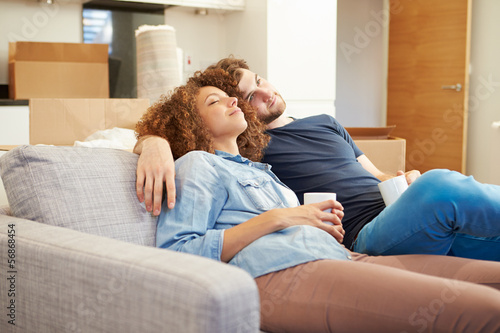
[156,150,351,278]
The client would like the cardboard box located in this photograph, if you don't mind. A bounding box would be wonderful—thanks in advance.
[0,98,149,151]
[8,42,109,100]
[346,126,406,174]
[0,109,407,174]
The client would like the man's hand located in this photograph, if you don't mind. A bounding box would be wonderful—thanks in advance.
[397,169,421,185]
[134,136,176,215]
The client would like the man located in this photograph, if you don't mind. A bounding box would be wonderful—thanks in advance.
[134,57,500,261]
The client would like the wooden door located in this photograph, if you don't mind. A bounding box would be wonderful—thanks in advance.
[387,0,471,173]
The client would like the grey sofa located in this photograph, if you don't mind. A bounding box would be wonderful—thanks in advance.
[0,145,260,333]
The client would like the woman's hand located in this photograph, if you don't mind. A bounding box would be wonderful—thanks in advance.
[266,200,345,243]
[222,199,345,262]
[134,135,176,215]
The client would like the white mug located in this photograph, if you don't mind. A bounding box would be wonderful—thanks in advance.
[304,192,337,224]
[304,192,337,211]
[378,175,408,206]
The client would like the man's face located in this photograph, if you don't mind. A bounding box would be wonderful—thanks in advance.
[237,69,286,125]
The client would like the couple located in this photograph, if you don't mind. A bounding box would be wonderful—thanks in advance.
[136,56,500,261]
[135,63,500,332]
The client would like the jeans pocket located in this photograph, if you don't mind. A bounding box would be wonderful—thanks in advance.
[238,177,283,211]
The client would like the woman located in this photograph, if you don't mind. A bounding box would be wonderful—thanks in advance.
[136,69,500,333]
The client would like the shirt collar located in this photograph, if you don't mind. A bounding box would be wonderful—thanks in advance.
[215,150,249,163]
[215,150,270,171]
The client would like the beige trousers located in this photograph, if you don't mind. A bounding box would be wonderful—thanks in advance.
[255,252,500,333]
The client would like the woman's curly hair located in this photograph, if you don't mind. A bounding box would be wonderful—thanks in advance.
[135,68,269,161]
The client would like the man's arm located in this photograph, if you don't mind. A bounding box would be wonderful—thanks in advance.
[357,154,421,184]
[134,135,176,215]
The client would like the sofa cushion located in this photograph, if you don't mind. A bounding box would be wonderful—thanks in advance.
[0,145,157,246]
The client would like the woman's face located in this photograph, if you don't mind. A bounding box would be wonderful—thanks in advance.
[237,69,286,125]
[196,86,248,143]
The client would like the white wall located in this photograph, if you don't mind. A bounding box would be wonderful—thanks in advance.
[336,0,386,127]
[267,0,336,119]
[164,3,270,83]
[0,0,83,84]
[224,0,268,78]
[466,0,500,184]
[168,0,337,120]
[164,6,228,82]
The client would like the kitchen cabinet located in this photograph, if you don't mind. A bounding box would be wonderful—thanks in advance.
[0,105,29,146]
[113,0,245,10]
[0,104,29,207]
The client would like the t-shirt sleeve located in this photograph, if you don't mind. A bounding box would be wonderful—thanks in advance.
[328,116,364,158]
[156,152,226,261]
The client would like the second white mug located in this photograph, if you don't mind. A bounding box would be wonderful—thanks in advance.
[378,175,408,206]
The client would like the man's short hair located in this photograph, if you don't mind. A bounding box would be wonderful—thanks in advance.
[207,56,250,83]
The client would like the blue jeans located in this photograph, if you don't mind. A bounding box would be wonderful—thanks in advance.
[352,169,500,261]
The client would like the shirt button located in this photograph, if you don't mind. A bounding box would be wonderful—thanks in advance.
[347,255,352,260]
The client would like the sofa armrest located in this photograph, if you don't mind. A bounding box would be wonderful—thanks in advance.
[0,205,11,216]
[0,216,260,333]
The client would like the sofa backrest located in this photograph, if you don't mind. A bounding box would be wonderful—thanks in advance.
[0,145,157,246]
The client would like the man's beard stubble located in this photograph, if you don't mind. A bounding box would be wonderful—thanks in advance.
[260,94,286,125]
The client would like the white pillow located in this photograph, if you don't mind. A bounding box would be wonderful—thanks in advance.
[73,127,137,150]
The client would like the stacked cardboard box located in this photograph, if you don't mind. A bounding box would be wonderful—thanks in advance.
[0,99,149,151]
[8,42,109,100]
